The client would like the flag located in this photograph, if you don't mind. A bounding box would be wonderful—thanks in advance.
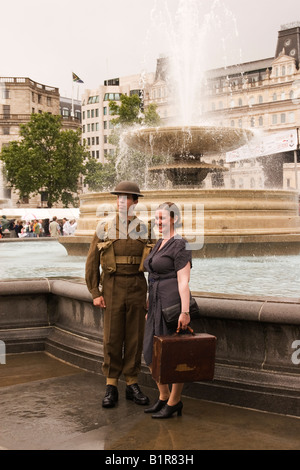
[72,72,84,83]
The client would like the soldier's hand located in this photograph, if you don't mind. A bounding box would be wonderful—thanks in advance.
[93,296,106,308]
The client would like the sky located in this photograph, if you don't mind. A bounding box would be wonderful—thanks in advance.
[0,0,299,98]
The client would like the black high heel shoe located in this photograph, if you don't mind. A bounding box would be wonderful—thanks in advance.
[151,401,183,419]
[144,399,168,414]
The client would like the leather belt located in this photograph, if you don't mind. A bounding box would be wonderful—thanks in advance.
[115,256,142,265]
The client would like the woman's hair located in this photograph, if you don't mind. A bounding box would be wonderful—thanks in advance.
[156,201,182,228]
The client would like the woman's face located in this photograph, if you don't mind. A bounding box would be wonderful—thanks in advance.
[155,209,175,237]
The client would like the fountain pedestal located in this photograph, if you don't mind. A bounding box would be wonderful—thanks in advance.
[60,188,300,257]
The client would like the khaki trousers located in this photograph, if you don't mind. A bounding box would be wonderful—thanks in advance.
[102,272,147,382]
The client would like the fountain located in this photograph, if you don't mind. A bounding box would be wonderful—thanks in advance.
[2,0,300,420]
[60,0,300,257]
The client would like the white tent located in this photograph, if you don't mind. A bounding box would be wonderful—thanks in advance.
[0,207,80,221]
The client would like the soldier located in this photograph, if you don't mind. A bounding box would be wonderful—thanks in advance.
[85,181,153,408]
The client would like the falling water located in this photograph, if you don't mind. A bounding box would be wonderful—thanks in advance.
[149,0,243,126]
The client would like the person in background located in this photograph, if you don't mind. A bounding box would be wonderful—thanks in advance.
[49,216,60,237]
[62,218,71,236]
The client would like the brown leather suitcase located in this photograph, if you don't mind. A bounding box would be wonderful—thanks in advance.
[152,332,216,384]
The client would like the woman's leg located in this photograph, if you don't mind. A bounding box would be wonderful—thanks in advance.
[148,365,170,400]
[168,383,184,406]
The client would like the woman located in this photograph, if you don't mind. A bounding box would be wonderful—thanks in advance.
[143,202,192,419]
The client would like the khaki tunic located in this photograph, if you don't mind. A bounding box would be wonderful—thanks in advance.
[85,214,148,381]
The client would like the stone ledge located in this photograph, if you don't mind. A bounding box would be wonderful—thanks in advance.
[1,278,300,416]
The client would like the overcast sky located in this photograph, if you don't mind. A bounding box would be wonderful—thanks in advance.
[1,0,299,98]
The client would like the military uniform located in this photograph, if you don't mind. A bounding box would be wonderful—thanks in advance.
[85,182,154,407]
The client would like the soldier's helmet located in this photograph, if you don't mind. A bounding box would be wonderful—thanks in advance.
[110,181,144,198]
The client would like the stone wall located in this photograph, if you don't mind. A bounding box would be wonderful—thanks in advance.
[0,279,299,416]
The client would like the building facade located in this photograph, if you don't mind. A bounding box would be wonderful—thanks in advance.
[144,22,300,191]
[0,77,81,207]
[81,73,155,178]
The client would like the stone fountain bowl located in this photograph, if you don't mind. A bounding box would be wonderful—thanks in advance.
[124,126,254,156]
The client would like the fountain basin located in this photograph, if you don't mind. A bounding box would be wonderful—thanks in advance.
[60,188,300,257]
[124,126,254,156]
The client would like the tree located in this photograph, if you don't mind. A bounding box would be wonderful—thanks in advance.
[0,113,88,207]
[84,154,116,192]
[83,95,163,192]
[109,94,142,127]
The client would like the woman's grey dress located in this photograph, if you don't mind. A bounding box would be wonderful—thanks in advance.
[143,236,192,366]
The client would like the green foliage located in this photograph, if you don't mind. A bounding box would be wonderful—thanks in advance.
[84,95,163,192]
[84,154,116,192]
[109,94,142,127]
[0,113,88,207]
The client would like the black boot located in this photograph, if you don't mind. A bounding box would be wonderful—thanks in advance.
[102,385,118,408]
[126,383,150,405]
[151,401,183,419]
[144,399,168,414]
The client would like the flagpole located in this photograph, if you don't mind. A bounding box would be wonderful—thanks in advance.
[71,76,74,118]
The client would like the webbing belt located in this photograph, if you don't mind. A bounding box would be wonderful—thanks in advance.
[115,256,142,265]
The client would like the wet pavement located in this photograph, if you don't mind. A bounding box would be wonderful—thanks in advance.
[0,352,300,452]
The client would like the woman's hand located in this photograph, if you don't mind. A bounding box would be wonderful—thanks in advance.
[178,312,190,331]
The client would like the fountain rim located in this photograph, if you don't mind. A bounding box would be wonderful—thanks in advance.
[79,188,299,201]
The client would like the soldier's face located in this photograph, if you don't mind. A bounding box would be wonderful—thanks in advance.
[117,194,136,216]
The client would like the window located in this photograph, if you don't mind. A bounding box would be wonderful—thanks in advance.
[3,105,10,116]
[103,93,121,101]
[83,111,85,120]
[38,94,42,104]
[290,90,294,100]
[230,120,235,127]
[258,95,263,104]
[87,96,99,104]
[32,92,35,102]
[96,123,99,131]
[91,123,94,132]
[282,66,286,76]
[47,97,51,106]
[87,124,90,132]
[249,96,255,106]
[3,127,10,135]
[238,98,243,106]
[288,112,295,123]
[259,116,263,126]
[104,135,108,143]
[281,92,285,100]
[82,125,85,133]
[103,107,107,115]
[87,110,90,118]
[62,108,69,117]
[104,121,107,129]
[91,109,94,118]
[250,117,255,127]
[280,113,286,124]
[272,93,277,101]
[272,114,278,125]
[95,109,99,117]
[238,119,243,128]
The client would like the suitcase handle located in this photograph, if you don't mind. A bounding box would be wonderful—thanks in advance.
[176,326,195,336]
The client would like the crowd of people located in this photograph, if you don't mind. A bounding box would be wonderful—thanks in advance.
[0,215,77,239]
